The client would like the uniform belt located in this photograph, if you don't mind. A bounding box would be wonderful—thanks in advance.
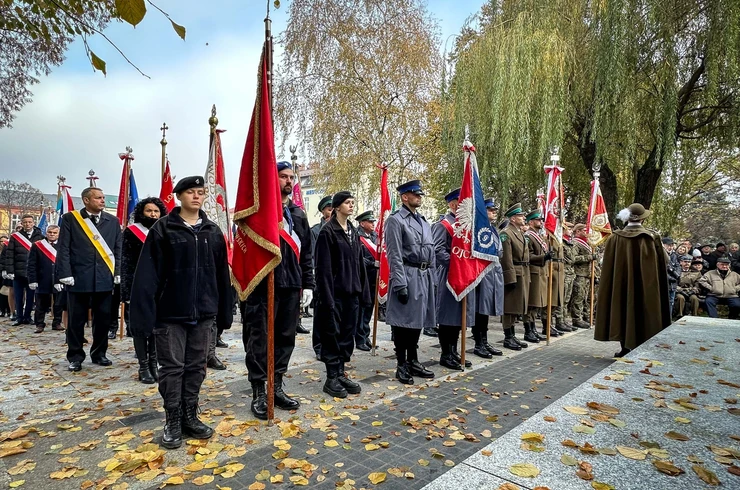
[551,258,564,262]
[513,261,529,266]
[403,259,430,271]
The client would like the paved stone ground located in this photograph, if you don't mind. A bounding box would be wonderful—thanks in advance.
[0,311,616,490]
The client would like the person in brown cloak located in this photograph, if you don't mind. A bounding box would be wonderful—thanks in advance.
[594,203,671,357]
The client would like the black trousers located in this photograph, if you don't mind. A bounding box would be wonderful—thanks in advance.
[108,284,121,333]
[391,326,422,365]
[473,313,489,334]
[355,303,373,346]
[241,285,300,382]
[33,292,64,328]
[154,318,211,409]
[13,277,34,322]
[319,294,359,369]
[67,291,112,363]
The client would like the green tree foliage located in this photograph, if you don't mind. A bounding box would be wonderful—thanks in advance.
[442,0,740,232]
[274,0,442,195]
[0,0,185,128]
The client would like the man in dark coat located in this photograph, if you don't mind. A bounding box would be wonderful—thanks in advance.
[121,197,168,384]
[500,203,530,350]
[707,242,728,271]
[595,203,670,357]
[315,192,370,398]
[5,214,44,325]
[355,210,378,351]
[57,187,122,372]
[309,195,333,357]
[27,224,64,333]
[242,162,314,420]
[662,237,681,318]
[130,177,233,449]
[523,210,551,342]
[472,198,504,358]
[384,180,436,385]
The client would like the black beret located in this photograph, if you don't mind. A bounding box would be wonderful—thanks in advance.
[173,176,205,194]
[332,191,354,209]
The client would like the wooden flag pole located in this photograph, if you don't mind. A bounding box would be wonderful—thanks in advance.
[460,297,467,370]
[371,269,381,356]
[265,5,275,425]
[119,303,125,340]
[589,258,595,328]
[546,258,554,346]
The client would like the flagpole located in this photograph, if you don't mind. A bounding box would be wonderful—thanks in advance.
[265,2,276,426]
[589,163,601,328]
[119,148,132,341]
[160,123,168,179]
[545,149,560,346]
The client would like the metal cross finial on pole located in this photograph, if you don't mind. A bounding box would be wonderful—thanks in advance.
[160,123,168,178]
[86,169,99,188]
[550,146,560,163]
[57,175,66,186]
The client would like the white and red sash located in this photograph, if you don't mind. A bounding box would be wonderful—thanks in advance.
[573,237,592,252]
[439,217,454,236]
[35,239,57,264]
[11,232,32,251]
[359,235,379,261]
[279,217,301,262]
[127,222,149,243]
[526,230,549,253]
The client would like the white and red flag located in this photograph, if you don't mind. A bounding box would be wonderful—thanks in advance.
[56,183,74,225]
[159,159,175,212]
[446,141,498,301]
[292,170,305,211]
[376,165,391,304]
[543,164,564,243]
[204,129,233,263]
[586,178,612,246]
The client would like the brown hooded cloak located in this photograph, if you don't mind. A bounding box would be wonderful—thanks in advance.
[594,224,671,349]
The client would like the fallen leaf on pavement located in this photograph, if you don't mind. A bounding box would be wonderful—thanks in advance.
[653,461,684,476]
[616,446,647,460]
[665,431,690,441]
[509,463,540,478]
[369,472,386,484]
[692,465,721,485]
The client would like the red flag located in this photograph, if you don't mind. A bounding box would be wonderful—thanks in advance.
[376,166,391,304]
[204,130,233,263]
[292,178,305,211]
[586,178,612,246]
[116,151,134,226]
[231,48,282,300]
[446,141,497,300]
[159,160,175,212]
[543,164,564,243]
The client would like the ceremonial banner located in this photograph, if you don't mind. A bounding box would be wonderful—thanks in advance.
[56,184,74,225]
[38,210,48,235]
[159,160,175,212]
[231,47,282,300]
[292,172,305,211]
[446,141,497,301]
[543,164,564,243]
[586,178,612,246]
[204,129,233,262]
[116,152,138,226]
[376,166,391,304]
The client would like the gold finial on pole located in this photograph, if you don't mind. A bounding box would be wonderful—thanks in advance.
[209,104,218,135]
[160,123,168,178]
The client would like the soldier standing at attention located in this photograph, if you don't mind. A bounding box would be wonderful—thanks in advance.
[500,203,530,350]
[561,222,576,330]
[472,198,504,358]
[570,224,597,329]
[433,188,475,370]
[57,187,122,371]
[549,223,574,334]
[130,176,233,449]
[355,211,378,352]
[27,225,64,333]
[384,180,436,385]
[523,210,551,343]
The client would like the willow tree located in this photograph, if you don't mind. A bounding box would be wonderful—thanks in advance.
[274,0,442,195]
[444,0,740,227]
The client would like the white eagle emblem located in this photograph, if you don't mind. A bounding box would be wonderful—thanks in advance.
[453,197,474,244]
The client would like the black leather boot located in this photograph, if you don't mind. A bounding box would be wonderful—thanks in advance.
[473,330,492,358]
[511,327,529,348]
[251,382,268,420]
[275,373,301,410]
[450,343,472,368]
[181,402,214,439]
[439,334,462,370]
[556,318,574,333]
[138,359,155,384]
[207,356,226,370]
[523,322,540,343]
[337,363,361,394]
[323,364,348,398]
[396,363,414,384]
[482,331,503,356]
[502,328,521,350]
[423,327,438,337]
[147,339,159,381]
[541,319,561,337]
[409,359,434,378]
[161,406,182,449]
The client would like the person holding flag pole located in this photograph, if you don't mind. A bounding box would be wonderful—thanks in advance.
[542,149,566,344]
[586,161,612,327]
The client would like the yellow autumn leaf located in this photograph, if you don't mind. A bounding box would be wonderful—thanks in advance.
[509,463,540,478]
[591,482,616,490]
[521,432,545,443]
[692,465,721,485]
[368,472,387,484]
[270,475,284,483]
[418,459,430,466]
[9,481,25,488]
[162,476,184,485]
[563,406,589,415]
[616,446,647,460]
[193,475,215,486]
[365,443,380,451]
[289,475,309,485]
[324,440,339,447]
[319,404,333,411]
[248,483,266,490]
[372,421,383,426]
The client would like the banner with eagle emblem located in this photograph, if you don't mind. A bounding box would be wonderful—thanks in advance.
[446,140,498,301]
[376,165,391,304]
[586,178,612,246]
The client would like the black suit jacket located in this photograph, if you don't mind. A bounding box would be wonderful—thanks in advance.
[5,227,44,278]
[27,241,59,294]
[56,210,122,293]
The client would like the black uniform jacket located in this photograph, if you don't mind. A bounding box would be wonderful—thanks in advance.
[274,201,315,291]
[129,208,233,337]
[56,210,121,293]
[120,226,146,303]
[5,227,44,279]
[26,240,59,294]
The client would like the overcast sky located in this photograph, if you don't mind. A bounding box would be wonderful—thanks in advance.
[0,0,482,201]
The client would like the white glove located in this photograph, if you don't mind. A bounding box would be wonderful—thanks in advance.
[114,275,120,285]
[29,283,38,290]
[7,274,14,280]
[1,271,6,279]
[301,289,313,308]
[54,284,64,292]
[59,277,74,286]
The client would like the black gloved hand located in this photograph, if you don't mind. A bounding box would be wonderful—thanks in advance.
[544,251,552,261]
[505,283,516,290]
[592,254,598,261]
[397,287,409,305]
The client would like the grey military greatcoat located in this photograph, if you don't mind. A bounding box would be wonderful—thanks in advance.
[384,206,436,329]
[476,226,504,317]
[433,213,476,326]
